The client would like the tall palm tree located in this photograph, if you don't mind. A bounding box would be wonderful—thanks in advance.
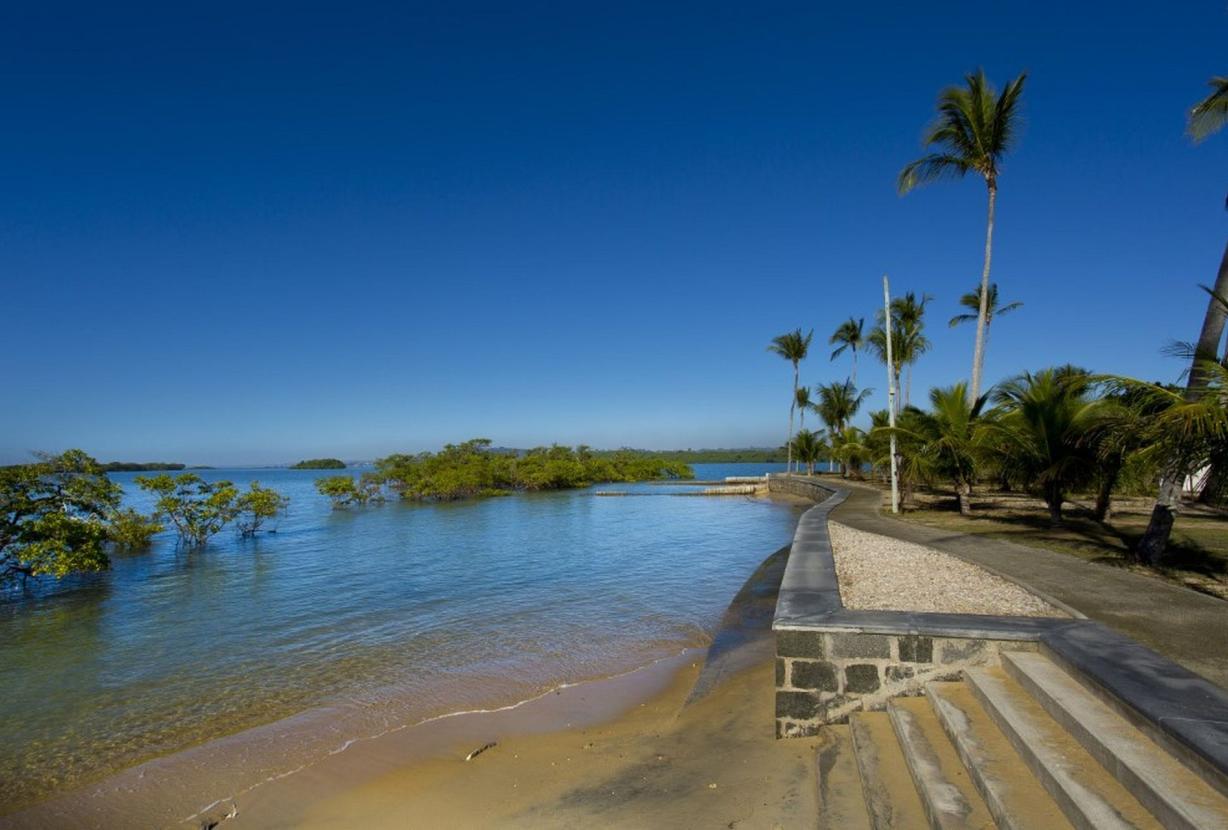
[949,283,1023,331]
[991,368,1101,525]
[899,69,1027,404]
[816,381,872,476]
[868,292,932,409]
[829,317,865,385]
[768,329,813,473]
[1136,76,1228,546]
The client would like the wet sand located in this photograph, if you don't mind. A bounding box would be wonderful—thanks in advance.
[232,545,821,829]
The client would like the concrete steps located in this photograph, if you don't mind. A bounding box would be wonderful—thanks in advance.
[816,650,1228,829]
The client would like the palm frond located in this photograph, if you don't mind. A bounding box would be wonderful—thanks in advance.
[1189,76,1228,143]
[897,154,970,194]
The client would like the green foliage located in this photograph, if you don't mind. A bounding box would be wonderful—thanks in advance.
[375,439,693,502]
[1189,76,1228,143]
[789,429,828,474]
[291,458,346,470]
[596,448,786,463]
[135,473,240,547]
[767,329,813,366]
[98,461,185,472]
[990,369,1103,522]
[316,473,385,508]
[815,381,871,436]
[235,481,290,536]
[1,450,122,585]
[949,283,1022,329]
[108,508,163,549]
[869,291,932,401]
[898,69,1027,193]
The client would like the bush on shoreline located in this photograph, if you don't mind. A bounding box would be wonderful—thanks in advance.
[373,439,693,502]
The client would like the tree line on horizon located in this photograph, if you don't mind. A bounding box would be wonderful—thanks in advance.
[769,69,1228,568]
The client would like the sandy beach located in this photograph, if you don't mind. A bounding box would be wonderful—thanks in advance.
[219,541,819,829]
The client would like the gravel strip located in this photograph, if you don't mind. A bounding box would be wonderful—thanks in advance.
[829,522,1067,617]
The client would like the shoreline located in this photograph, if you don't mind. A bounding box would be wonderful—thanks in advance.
[3,486,809,828]
[4,528,804,829]
[1,647,708,829]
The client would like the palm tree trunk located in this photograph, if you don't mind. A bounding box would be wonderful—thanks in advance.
[969,183,997,404]
[1136,475,1181,566]
[851,350,858,386]
[787,364,798,472]
[1093,462,1120,523]
[1138,239,1228,553]
[1046,485,1063,526]
[956,482,972,516]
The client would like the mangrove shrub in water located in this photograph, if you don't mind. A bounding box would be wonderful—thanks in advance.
[374,439,693,502]
[0,450,122,586]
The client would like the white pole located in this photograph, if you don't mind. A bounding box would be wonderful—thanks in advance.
[883,274,900,514]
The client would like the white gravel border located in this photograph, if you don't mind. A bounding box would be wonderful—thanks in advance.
[829,522,1067,618]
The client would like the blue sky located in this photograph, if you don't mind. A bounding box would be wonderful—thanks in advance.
[2,1,1225,465]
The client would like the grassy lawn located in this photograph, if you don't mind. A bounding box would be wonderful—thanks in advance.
[880,486,1228,601]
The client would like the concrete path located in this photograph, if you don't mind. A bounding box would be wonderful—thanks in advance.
[830,483,1228,689]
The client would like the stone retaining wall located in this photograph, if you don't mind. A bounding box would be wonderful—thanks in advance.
[769,475,1057,739]
[774,626,1037,737]
[765,474,835,501]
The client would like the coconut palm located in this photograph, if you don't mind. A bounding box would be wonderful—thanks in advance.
[830,426,870,480]
[1103,361,1228,564]
[868,292,932,409]
[768,329,813,474]
[917,383,994,516]
[790,429,828,475]
[866,407,934,509]
[816,381,872,476]
[949,283,1022,332]
[829,317,865,385]
[1189,76,1228,143]
[991,368,1101,525]
[899,69,1027,404]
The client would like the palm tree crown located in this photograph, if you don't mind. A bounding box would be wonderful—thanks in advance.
[816,381,872,436]
[898,69,1027,194]
[899,68,1026,405]
[949,283,1023,328]
[868,292,932,408]
[1189,76,1228,143]
[829,317,865,384]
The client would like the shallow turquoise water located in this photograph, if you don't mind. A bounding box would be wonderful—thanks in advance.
[0,463,798,811]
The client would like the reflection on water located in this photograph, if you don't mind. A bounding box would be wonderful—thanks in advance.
[0,463,798,812]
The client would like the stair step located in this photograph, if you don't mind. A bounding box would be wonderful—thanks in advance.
[849,712,929,829]
[926,681,1075,830]
[887,696,996,829]
[1001,651,1228,830]
[964,667,1164,830]
[816,724,872,830]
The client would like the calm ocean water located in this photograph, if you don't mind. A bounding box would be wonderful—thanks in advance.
[0,462,797,812]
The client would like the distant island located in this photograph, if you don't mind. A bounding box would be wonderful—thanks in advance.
[98,461,186,472]
[291,458,347,470]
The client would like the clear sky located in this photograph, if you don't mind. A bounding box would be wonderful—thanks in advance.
[2,1,1226,465]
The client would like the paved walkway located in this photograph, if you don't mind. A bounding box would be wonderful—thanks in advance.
[830,483,1228,689]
